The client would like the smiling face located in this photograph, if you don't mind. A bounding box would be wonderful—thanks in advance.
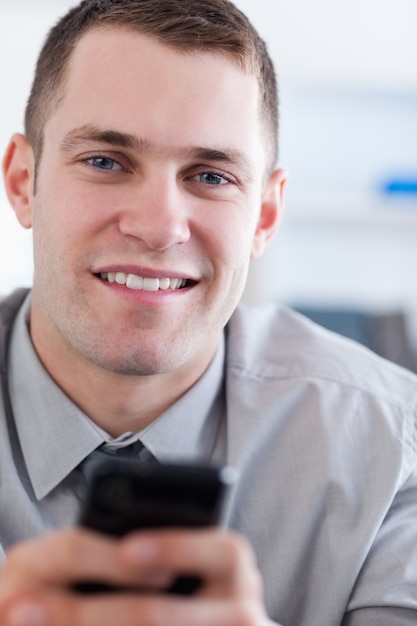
[6,28,284,384]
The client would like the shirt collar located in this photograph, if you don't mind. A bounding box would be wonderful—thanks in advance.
[9,295,103,500]
[9,293,225,500]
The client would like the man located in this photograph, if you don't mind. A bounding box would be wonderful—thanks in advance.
[0,1,416,624]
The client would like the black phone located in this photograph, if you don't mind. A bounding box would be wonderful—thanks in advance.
[75,459,235,595]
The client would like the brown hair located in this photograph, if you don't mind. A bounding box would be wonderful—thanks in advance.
[25,0,279,173]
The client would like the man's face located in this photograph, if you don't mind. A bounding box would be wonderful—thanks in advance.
[23,29,283,377]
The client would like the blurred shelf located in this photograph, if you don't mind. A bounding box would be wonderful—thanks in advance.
[285,191,417,228]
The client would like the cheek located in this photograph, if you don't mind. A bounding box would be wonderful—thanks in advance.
[36,185,107,246]
[200,205,259,266]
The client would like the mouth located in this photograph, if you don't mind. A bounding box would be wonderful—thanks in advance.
[97,272,195,292]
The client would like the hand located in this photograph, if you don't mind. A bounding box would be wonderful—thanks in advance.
[0,527,269,626]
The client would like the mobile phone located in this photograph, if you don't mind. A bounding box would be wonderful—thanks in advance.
[75,459,235,595]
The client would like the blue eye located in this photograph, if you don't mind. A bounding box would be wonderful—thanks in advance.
[197,172,228,185]
[88,157,123,171]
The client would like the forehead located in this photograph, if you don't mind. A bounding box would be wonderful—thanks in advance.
[65,27,258,104]
[43,28,267,175]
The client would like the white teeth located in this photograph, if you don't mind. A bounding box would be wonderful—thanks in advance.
[143,278,159,292]
[100,273,188,292]
[159,278,170,290]
[126,274,143,290]
[115,272,127,285]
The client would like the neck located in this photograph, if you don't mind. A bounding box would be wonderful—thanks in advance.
[58,363,208,436]
[29,324,219,437]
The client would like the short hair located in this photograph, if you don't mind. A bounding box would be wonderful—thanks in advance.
[25,0,279,173]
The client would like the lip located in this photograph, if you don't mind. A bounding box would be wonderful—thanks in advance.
[92,265,199,305]
[96,278,196,306]
[93,265,198,282]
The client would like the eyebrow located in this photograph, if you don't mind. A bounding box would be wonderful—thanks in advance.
[59,124,255,181]
[59,125,142,153]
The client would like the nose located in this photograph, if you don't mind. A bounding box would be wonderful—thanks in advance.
[118,174,191,250]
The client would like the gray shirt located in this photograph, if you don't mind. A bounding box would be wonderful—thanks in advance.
[0,289,417,626]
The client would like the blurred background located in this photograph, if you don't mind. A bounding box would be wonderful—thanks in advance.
[1,1,417,369]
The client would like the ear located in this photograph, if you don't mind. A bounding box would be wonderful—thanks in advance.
[250,168,286,259]
[2,133,35,229]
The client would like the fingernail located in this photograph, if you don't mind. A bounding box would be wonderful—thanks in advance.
[143,571,173,587]
[125,537,160,562]
[7,603,47,626]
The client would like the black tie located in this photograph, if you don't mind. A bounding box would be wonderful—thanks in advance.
[81,439,158,483]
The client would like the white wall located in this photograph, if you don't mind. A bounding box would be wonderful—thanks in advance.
[0,2,77,292]
[1,1,417,343]
[241,1,417,348]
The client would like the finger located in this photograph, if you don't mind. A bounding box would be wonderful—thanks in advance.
[2,528,171,592]
[120,529,263,598]
[3,592,265,626]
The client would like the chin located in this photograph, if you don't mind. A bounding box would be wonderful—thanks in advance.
[82,345,184,377]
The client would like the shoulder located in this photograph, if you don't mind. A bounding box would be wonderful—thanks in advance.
[0,289,30,325]
[225,306,417,622]
[226,303,417,410]
[224,303,417,501]
[0,288,31,356]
